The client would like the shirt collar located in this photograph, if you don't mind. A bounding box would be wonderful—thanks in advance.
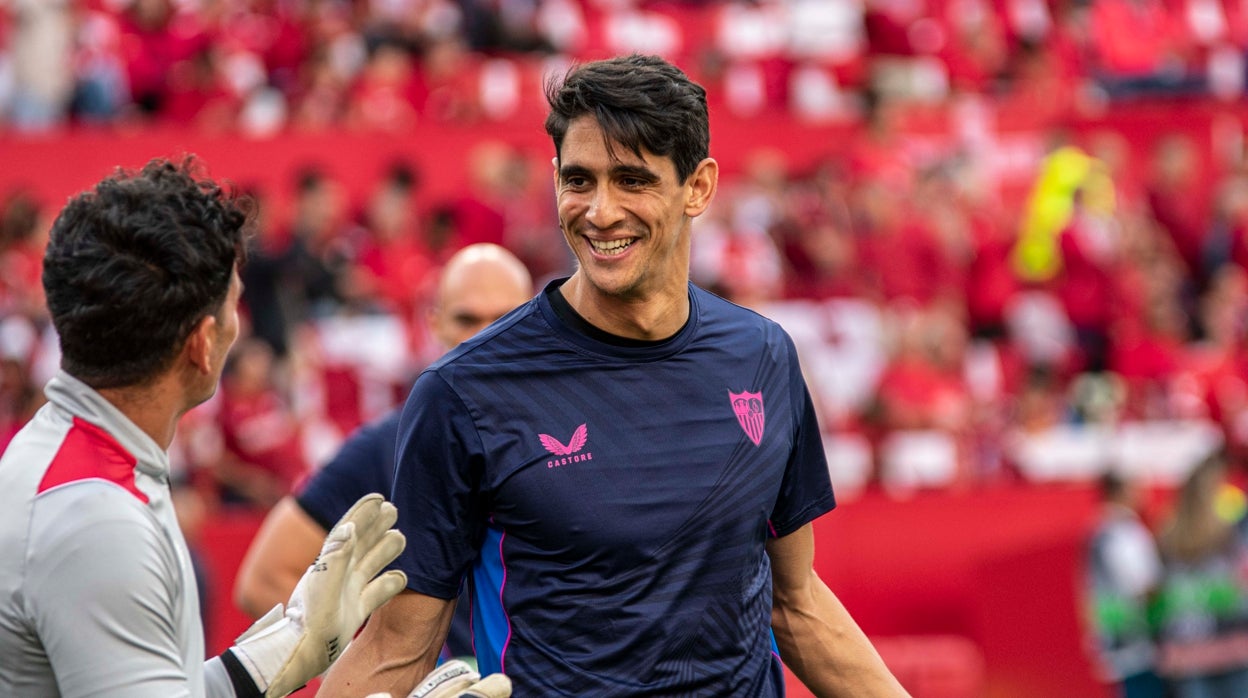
[44,370,171,480]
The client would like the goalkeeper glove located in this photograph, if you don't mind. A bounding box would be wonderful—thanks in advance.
[231,493,407,697]
[364,659,513,698]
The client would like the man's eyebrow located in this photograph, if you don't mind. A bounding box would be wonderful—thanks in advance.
[610,164,659,182]
[559,164,594,180]
[558,163,660,181]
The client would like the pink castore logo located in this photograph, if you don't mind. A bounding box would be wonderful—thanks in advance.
[540,423,588,457]
[729,390,765,446]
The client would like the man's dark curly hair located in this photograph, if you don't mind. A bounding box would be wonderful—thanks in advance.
[42,157,249,389]
[544,54,709,184]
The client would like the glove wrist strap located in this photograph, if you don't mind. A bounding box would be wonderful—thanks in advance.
[231,604,305,697]
[220,649,265,698]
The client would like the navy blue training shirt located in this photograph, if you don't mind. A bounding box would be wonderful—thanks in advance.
[295,410,474,658]
[392,279,836,696]
[297,413,400,533]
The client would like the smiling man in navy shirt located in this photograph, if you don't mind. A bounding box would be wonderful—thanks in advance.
[324,54,908,698]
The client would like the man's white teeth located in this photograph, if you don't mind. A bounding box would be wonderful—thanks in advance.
[590,239,633,255]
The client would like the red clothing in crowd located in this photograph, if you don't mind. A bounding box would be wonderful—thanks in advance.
[1090,0,1186,76]
[1148,184,1208,280]
[449,195,506,248]
[1054,215,1116,331]
[859,218,958,307]
[965,215,1019,335]
[1109,319,1185,417]
[875,355,973,432]
[215,382,307,499]
[356,236,438,319]
[0,243,44,314]
[117,6,210,109]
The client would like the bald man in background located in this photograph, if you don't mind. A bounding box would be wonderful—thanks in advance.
[234,244,534,656]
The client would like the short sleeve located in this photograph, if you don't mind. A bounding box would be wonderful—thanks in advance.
[767,336,836,538]
[389,371,488,599]
[28,488,197,697]
[295,412,401,531]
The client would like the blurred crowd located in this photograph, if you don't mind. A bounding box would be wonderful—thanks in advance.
[4,0,1248,133]
[6,0,1248,512]
[1085,455,1248,698]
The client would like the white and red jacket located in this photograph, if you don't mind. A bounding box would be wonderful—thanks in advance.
[0,371,241,697]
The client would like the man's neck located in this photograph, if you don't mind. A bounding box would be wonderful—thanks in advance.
[95,378,184,450]
[558,274,690,341]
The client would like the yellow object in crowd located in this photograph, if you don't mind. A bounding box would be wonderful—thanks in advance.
[1012,144,1116,282]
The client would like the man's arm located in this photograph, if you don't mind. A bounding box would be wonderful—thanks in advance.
[234,497,328,619]
[767,523,910,698]
[319,589,457,697]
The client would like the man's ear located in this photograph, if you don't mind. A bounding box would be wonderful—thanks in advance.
[184,315,218,375]
[685,157,719,218]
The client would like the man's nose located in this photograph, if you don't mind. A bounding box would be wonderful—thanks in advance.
[585,184,625,229]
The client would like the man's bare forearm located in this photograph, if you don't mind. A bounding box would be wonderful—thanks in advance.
[319,590,454,696]
[772,576,909,698]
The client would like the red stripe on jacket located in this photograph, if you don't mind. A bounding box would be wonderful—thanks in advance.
[37,416,149,504]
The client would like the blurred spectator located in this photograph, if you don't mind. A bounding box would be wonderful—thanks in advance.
[1147,135,1210,289]
[1186,267,1248,463]
[418,34,482,123]
[0,313,45,452]
[345,39,420,132]
[1083,469,1166,698]
[71,4,129,124]
[938,0,1009,94]
[964,196,1019,340]
[871,304,975,487]
[222,0,308,95]
[206,337,308,509]
[443,140,511,249]
[237,184,292,358]
[116,0,209,117]
[692,200,784,309]
[772,159,863,300]
[856,175,958,307]
[275,165,356,320]
[1089,0,1203,98]
[0,190,48,319]
[6,0,73,130]
[1109,215,1191,419]
[693,149,789,306]
[1155,453,1248,697]
[1012,364,1068,436]
[162,46,239,130]
[489,145,566,282]
[461,0,557,54]
[1052,187,1119,373]
[353,160,437,320]
[288,44,345,130]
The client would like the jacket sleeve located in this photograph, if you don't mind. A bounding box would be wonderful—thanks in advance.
[27,485,235,698]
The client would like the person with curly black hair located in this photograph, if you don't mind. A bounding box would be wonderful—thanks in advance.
[0,158,507,698]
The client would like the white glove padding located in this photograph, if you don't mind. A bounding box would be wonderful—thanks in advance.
[366,659,511,698]
[232,493,408,697]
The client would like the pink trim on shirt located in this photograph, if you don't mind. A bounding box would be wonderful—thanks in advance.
[37,416,148,504]
[499,529,513,674]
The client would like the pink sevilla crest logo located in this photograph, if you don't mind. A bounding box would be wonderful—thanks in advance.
[540,423,588,456]
[729,390,765,446]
